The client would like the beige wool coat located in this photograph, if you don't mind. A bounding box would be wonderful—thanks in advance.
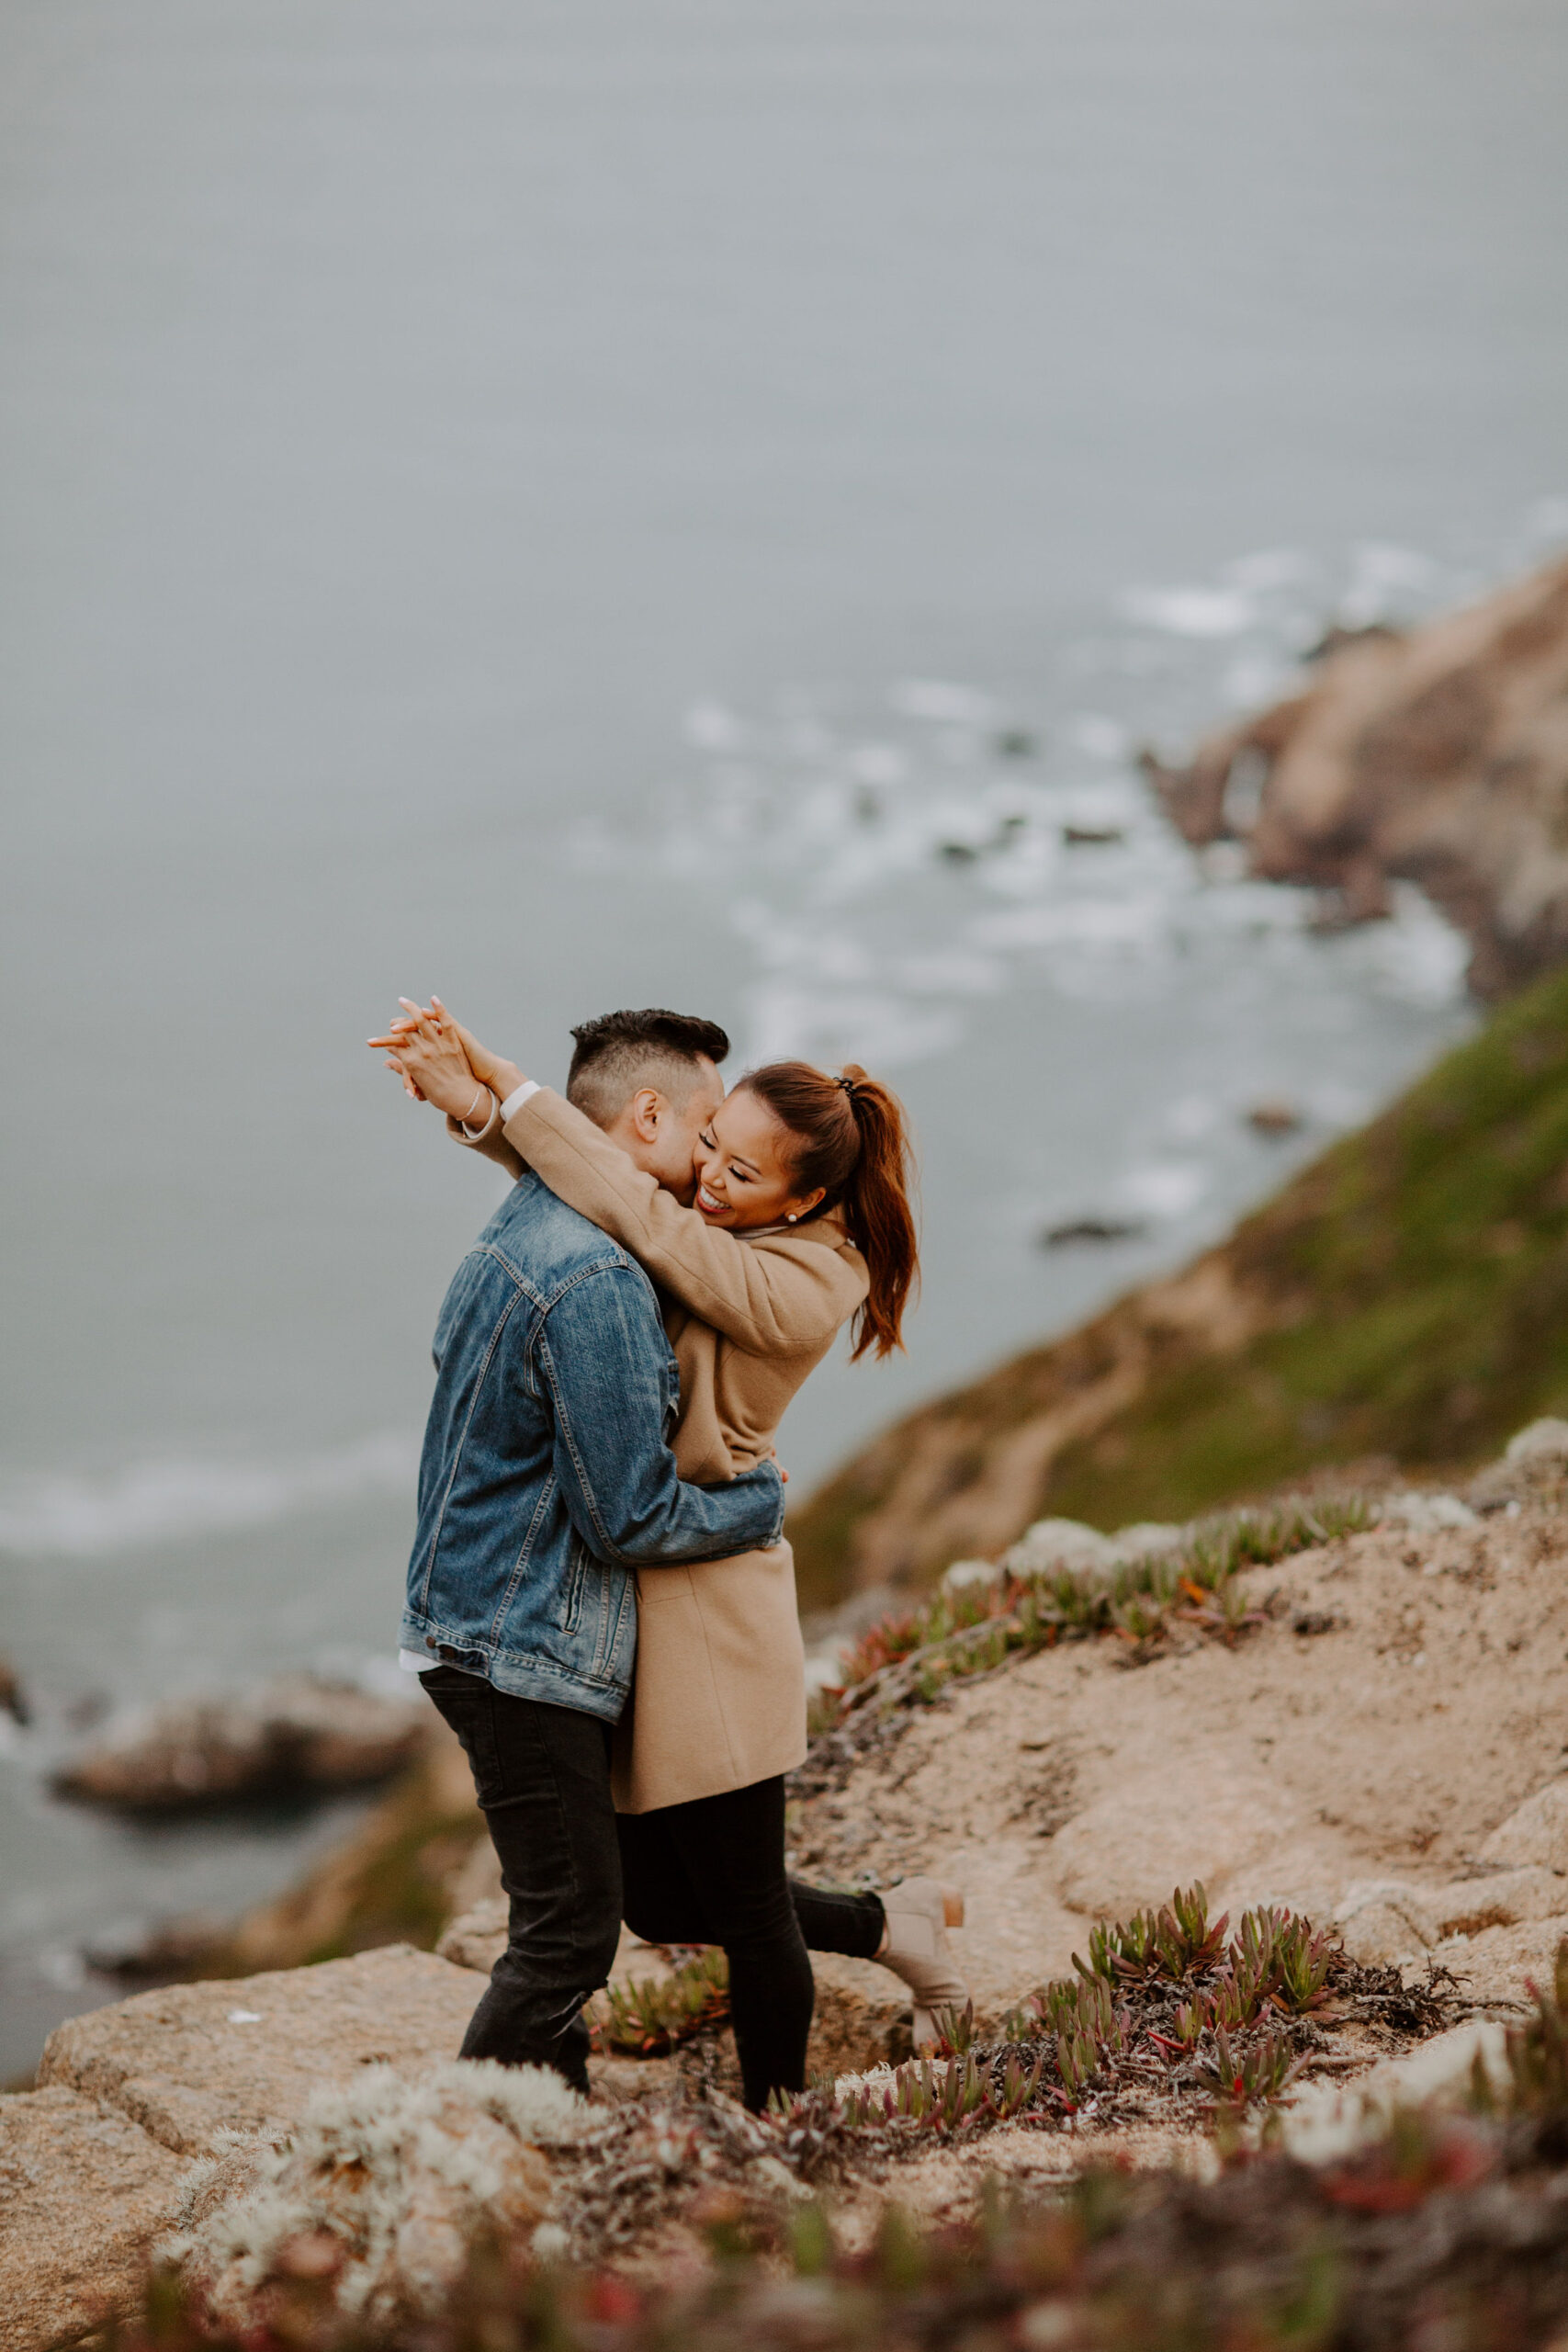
[457,1088,869,1811]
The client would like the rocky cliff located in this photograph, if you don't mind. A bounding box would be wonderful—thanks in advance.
[788,958,1568,1605]
[12,1445,1568,2346]
[1144,555,1568,998]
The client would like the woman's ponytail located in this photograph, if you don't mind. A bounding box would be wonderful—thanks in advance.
[835,1067,919,1359]
[736,1060,919,1361]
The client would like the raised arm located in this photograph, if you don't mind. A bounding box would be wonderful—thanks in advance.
[446,1101,526,1182]
[543,1265,785,1563]
[509,1088,866,1352]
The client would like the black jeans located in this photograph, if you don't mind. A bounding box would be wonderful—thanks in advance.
[618,1776,885,2111]
[421,1668,622,2096]
[424,1671,885,2109]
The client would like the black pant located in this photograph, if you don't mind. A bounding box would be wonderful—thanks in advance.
[618,1778,885,2111]
[423,1669,885,2109]
[421,1668,622,2095]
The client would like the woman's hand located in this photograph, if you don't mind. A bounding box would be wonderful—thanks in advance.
[451,1018,525,1103]
[367,999,491,1124]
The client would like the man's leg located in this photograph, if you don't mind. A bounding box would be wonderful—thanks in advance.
[420,1668,620,2095]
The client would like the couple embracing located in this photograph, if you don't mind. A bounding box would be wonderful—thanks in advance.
[370,1000,969,2112]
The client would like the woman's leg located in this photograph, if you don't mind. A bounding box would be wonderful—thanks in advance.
[620,1778,814,2111]
[617,1807,726,1947]
[789,1879,886,1960]
[619,1809,885,1961]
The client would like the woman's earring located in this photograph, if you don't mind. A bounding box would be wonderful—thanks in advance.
[786,1213,798,1224]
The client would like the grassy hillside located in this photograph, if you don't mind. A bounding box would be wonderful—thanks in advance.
[789,962,1568,1607]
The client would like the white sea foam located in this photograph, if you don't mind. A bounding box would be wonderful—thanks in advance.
[1338,541,1441,626]
[1222,548,1315,594]
[1068,712,1130,759]
[1119,1162,1208,1219]
[0,1432,419,1559]
[1122,584,1258,638]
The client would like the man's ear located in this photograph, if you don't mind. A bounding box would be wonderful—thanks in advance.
[627,1087,664,1142]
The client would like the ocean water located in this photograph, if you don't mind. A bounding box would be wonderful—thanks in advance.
[3,0,1567,2072]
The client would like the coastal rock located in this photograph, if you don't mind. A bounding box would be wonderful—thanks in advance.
[1050,1782,1293,1921]
[1431,1866,1565,1938]
[56,1674,430,1813]
[39,1945,483,2154]
[101,1725,485,1984]
[1333,1881,1439,1963]
[162,2062,576,2330]
[1479,1780,1568,1874]
[1142,556,1568,997]
[0,1653,28,1726]
[0,2086,183,2351]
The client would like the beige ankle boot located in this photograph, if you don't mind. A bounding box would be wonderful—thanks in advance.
[875,1878,969,2050]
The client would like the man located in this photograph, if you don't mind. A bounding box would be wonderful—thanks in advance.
[393,1009,784,2093]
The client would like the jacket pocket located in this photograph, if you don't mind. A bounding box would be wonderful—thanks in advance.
[559,1536,589,1634]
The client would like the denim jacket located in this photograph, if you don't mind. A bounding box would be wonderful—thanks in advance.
[401,1171,785,1721]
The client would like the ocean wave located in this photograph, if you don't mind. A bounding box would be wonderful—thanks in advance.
[1122,584,1260,639]
[0,1432,419,1559]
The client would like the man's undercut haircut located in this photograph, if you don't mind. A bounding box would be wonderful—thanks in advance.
[566,1009,730,1129]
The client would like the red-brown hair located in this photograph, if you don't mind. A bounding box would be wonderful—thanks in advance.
[736,1061,919,1361]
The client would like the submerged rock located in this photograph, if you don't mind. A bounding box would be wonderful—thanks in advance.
[55,1673,430,1813]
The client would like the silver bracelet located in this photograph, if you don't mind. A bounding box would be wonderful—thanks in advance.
[462,1082,488,1125]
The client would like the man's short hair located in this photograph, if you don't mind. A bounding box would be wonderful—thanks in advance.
[566,1008,730,1127]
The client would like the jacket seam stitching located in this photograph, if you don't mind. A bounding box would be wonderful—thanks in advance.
[413,1281,527,1615]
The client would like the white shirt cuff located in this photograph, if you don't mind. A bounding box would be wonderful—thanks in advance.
[499,1079,542,1123]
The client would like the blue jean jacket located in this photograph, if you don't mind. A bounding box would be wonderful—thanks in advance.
[400,1171,785,1720]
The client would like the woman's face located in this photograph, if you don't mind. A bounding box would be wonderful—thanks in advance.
[693,1088,825,1230]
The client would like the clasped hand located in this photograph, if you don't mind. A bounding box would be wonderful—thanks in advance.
[367,996,525,1122]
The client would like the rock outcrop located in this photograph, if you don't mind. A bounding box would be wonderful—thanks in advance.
[788,1485,1568,2022]
[18,1454,1568,2344]
[93,1720,486,1981]
[57,1674,430,1813]
[1142,557,1568,998]
[0,2086,184,2351]
[38,1945,486,2154]
[4,1948,488,2348]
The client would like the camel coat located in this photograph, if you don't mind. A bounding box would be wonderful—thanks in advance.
[456,1088,869,1810]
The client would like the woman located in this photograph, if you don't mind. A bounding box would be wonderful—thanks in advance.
[374,998,969,2109]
